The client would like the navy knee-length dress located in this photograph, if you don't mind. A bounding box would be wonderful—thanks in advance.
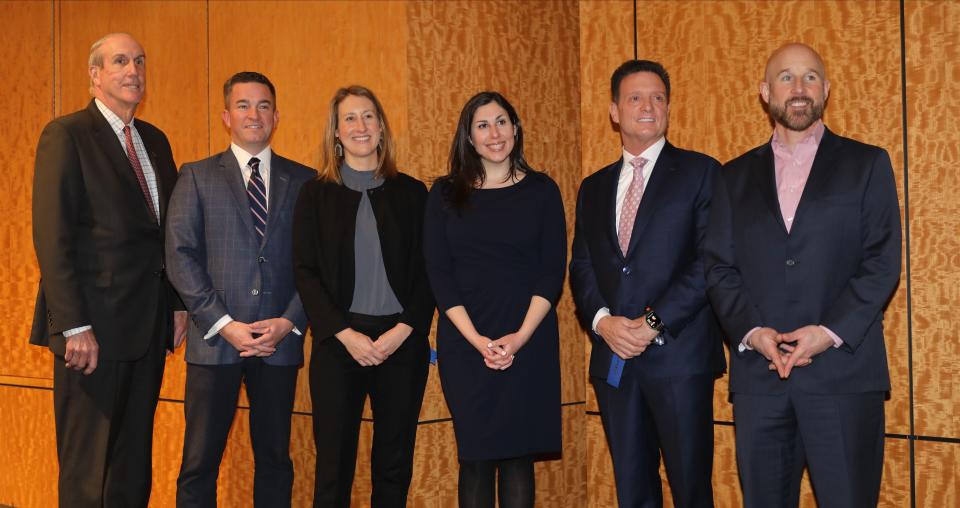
[423,171,566,461]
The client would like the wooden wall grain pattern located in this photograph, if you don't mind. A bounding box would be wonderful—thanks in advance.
[3,0,959,506]
[906,0,960,440]
[1,0,54,382]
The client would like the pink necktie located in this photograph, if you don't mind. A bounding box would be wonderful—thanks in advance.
[618,157,648,255]
[123,125,158,223]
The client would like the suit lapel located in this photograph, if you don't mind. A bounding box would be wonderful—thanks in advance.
[220,150,258,241]
[792,128,840,232]
[598,160,623,258]
[752,142,787,233]
[88,102,156,224]
[262,153,291,247]
[624,143,675,257]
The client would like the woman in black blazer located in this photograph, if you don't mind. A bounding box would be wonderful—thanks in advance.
[292,85,434,508]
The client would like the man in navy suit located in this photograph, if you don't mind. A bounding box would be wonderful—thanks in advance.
[704,43,901,508]
[166,71,316,506]
[570,60,725,508]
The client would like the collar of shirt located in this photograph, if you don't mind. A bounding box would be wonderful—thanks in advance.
[231,143,273,198]
[770,120,825,159]
[94,98,135,137]
[618,136,666,190]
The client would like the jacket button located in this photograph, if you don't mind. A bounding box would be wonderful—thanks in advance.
[258,256,266,263]
[622,266,631,275]
[251,289,260,296]
[786,259,797,267]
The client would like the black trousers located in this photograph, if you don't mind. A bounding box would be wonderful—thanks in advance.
[176,358,299,507]
[593,373,716,508]
[734,390,885,508]
[53,336,165,508]
[310,313,430,508]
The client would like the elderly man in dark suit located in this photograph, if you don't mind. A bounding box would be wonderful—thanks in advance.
[570,59,725,508]
[704,43,901,508]
[166,71,315,507]
[30,32,186,507]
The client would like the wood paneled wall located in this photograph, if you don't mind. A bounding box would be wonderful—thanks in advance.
[1,1,957,506]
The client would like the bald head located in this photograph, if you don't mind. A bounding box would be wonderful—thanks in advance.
[764,43,827,83]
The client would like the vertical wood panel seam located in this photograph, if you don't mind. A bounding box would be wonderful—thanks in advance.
[632,0,637,60]
[54,0,59,117]
[205,0,211,157]
[897,1,916,506]
[49,0,55,118]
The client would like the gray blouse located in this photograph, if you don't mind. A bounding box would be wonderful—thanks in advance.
[340,163,403,316]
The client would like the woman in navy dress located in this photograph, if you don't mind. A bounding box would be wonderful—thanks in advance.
[423,92,566,508]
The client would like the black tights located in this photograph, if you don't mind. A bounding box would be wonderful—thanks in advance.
[458,456,534,508]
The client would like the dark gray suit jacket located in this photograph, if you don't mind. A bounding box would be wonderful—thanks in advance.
[31,100,181,360]
[166,148,315,366]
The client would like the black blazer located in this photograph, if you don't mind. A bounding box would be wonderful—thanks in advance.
[570,141,725,382]
[30,100,181,360]
[704,128,901,394]
[292,172,435,341]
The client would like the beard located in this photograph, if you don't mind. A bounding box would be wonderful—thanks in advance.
[769,95,825,131]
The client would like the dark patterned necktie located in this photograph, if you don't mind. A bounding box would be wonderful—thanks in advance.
[246,157,267,242]
[122,125,158,223]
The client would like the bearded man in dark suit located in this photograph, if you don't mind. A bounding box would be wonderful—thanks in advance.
[704,43,901,508]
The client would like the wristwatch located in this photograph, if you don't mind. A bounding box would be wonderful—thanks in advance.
[644,306,666,346]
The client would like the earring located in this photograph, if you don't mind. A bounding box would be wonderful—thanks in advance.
[335,140,343,157]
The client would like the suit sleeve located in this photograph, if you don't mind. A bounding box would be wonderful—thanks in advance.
[821,149,902,351]
[398,180,436,335]
[533,178,567,305]
[650,158,718,338]
[165,164,230,332]
[151,129,186,313]
[280,291,308,334]
[292,184,349,340]
[704,169,765,346]
[32,120,90,333]
[422,182,464,312]
[568,182,609,333]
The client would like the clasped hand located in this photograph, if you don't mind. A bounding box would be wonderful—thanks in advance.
[336,322,413,367]
[471,331,530,370]
[751,325,834,379]
[596,315,660,360]
[221,317,295,358]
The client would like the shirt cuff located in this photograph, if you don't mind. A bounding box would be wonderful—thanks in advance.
[292,326,302,336]
[63,325,92,338]
[820,325,843,348]
[592,308,611,335]
[205,315,233,340]
[738,326,762,353]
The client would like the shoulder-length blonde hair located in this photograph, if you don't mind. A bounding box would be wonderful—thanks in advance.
[319,85,398,183]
